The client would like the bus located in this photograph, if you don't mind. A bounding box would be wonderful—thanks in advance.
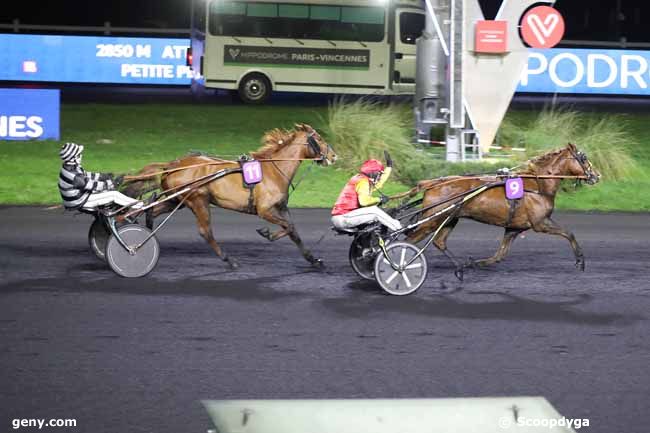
[189,0,425,103]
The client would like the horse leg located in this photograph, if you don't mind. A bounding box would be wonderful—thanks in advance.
[257,205,322,267]
[145,199,177,230]
[430,219,465,280]
[471,228,523,268]
[185,194,239,270]
[532,217,585,271]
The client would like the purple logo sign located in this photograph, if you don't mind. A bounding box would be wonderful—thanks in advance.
[242,160,263,185]
[505,178,524,200]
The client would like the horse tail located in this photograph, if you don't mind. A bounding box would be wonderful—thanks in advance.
[120,162,168,198]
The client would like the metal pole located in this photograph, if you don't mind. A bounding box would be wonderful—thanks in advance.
[445,127,461,162]
[445,0,462,162]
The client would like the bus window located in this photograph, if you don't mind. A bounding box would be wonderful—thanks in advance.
[209,1,385,42]
[342,7,384,25]
[247,3,278,17]
[310,6,341,21]
[399,12,424,44]
[279,4,309,19]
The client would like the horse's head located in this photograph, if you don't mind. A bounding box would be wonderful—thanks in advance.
[563,143,600,185]
[294,123,337,166]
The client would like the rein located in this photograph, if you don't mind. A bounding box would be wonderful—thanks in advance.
[270,159,317,196]
[514,174,588,180]
[123,157,325,181]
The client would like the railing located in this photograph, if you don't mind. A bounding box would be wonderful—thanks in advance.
[0,20,189,36]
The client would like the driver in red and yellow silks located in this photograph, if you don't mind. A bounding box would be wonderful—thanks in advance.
[331,151,402,232]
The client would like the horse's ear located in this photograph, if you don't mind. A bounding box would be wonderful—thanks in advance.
[293,123,312,132]
[567,142,577,151]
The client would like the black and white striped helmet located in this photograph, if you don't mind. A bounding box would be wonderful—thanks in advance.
[59,142,84,162]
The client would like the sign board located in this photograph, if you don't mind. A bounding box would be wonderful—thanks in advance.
[518,48,650,95]
[0,88,60,140]
[223,45,370,69]
[2,36,648,97]
[475,20,508,54]
[0,34,192,85]
[461,0,542,153]
[520,6,565,49]
[203,397,580,433]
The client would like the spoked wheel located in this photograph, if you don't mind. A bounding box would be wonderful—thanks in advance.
[349,232,381,280]
[374,241,428,296]
[88,217,110,262]
[106,224,160,278]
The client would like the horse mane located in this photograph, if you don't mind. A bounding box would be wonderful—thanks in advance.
[520,145,570,174]
[250,123,312,159]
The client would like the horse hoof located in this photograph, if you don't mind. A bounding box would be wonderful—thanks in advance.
[576,258,585,272]
[454,269,464,281]
[228,258,240,270]
[311,258,325,269]
[256,227,271,240]
[463,258,477,269]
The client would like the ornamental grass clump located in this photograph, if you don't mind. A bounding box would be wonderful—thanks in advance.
[501,106,638,181]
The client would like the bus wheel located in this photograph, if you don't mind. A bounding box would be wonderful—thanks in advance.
[238,73,271,104]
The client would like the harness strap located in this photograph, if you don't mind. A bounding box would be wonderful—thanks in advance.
[399,181,505,221]
[271,161,295,192]
[524,188,555,198]
[505,198,520,228]
[247,187,256,214]
[270,159,316,197]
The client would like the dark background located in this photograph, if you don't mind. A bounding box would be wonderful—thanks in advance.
[1,1,649,43]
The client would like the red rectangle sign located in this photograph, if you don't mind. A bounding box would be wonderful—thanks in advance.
[475,20,508,54]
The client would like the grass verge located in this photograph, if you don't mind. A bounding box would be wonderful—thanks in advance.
[0,102,648,210]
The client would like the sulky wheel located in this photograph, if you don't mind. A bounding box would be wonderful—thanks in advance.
[374,241,428,296]
[106,224,160,278]
[88,217,110,262]
[349,232,380,280]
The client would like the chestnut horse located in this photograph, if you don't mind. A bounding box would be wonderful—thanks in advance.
[123,124,336,269]
[405,143,600,272]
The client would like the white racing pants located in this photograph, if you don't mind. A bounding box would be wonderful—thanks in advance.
[332,206,402,232]
[82,191,143,211]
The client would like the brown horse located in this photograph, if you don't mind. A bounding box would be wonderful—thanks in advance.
[123,123,336,269]
[404,143,600,272]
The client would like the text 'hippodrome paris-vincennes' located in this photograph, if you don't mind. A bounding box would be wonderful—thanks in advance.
[291,53,368,63]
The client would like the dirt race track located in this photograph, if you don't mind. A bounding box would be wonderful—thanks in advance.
[0,206,648,433]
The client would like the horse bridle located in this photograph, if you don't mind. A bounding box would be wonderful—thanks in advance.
[307,131,333,162]
[267,130,333,195]
[568,146,599,184]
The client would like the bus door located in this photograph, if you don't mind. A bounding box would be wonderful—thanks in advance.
[393,8,425,92]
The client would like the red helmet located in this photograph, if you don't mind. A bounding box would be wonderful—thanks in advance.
[360,159,385,176]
